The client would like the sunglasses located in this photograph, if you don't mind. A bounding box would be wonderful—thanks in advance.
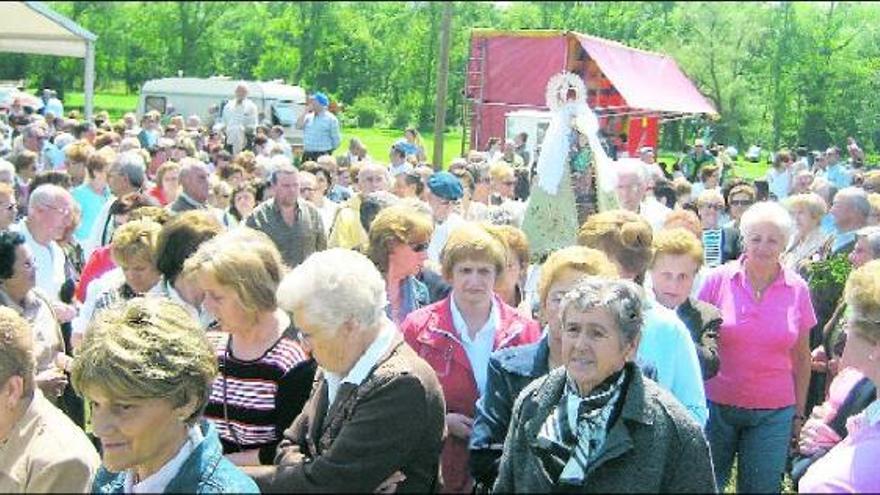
[700,203,724,211]
[409,242,429,253]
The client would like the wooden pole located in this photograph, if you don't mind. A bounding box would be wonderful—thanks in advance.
[432,2,453,171]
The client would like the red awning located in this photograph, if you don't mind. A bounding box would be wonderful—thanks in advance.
[575,33,717,116]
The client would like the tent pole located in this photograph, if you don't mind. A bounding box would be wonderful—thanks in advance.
[84,40,95,120]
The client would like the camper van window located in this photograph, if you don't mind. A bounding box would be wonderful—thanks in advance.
[272,104,296,126]
[145,96,167,114]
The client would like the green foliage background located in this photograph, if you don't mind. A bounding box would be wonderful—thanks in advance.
[4,1,880,153]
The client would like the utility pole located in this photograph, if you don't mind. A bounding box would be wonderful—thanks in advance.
[432,2,453,170]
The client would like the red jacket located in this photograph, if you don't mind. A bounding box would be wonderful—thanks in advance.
[401,295,541,494]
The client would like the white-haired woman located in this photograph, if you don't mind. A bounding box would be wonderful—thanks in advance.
[494,278,716,492]
[248,248,446,493]
[698,201,816,492]
[783,193,830,272]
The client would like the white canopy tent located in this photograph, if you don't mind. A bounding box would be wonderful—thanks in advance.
[0,1,96,118]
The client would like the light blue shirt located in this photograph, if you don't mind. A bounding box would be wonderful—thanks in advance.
[825,162,853,189]
[450,292,499,397]
[636,295,709,426]
[302,110,341,153]
[71,183,111,242]
[820,213,838,236]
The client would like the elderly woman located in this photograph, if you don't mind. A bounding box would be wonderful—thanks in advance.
[783,192,831,272]
[401,222,541,493]
[71,298,258,493]
[493,278,716,492]
[0,231,70,404]
[696,189,728,268]
[650,228,722,379]
[698,201,816,492]
[184,228,316,467]
[469,246,618,489]
[0,307,99,492]
[799,260,880,492]
[247,248,445,492]
[367,205,433,325]
[578,210,708,425]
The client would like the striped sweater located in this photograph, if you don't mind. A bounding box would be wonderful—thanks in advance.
[204,331,316,464]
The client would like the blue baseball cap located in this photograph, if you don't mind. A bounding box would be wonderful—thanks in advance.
[311,92,329,107]
[427,171,464,201]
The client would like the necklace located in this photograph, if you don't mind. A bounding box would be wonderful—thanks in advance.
[746,266,778,300]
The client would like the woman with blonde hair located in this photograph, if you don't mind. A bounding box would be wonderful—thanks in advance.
[184,228,316,467]
[578,210,707,425]
[470,246,618,489]
[367,205,434,324]
[402,222,541,493]
[72,298,258,493]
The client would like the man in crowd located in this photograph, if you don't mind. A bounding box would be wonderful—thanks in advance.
[425,171,465,265]
[169,158,211,213]
[298,92,341,162]
[615,159,670,232]
[826,186,871,256]
[328,162,388,251]
[219,83,259,155]
[247,162,326,268]
[681,138,715,182]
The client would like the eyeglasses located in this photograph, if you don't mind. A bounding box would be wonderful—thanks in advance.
[729,200,753,207]
[40,204,71,216]
[409,242,429,253]
[700,203,724,211]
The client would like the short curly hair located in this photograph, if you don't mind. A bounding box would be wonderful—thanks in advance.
[441,222,507,280]
[71,298,218,424]
[368,205,433,274]
[559,276,645,346]
[538,246,619,306]
[111,219,162,269]
[577,210,653,282]
[0,230,25,280]
[652,228,703,268]
[484,224,530,271]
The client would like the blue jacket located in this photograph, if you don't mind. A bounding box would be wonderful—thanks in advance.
[92,421,259,494]
[469,333,550,487]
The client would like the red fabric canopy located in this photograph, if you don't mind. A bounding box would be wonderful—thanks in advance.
[575,34,717,115]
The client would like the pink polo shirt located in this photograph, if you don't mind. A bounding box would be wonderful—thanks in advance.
[698,257,816,409]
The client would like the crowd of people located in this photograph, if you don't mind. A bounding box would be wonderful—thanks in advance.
[0,82,879,494]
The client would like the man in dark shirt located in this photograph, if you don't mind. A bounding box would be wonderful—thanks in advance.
[246,162,326,268]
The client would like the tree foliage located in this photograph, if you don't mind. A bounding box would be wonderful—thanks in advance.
[3,1,880,151]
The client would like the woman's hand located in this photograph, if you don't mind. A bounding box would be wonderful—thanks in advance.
[374,471,406,494]
[52,302,78,323]
[35,367,68,397]
[446,412,474,440]
[810,346,828,372]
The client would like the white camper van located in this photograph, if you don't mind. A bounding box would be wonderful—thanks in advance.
[138,77,308,145]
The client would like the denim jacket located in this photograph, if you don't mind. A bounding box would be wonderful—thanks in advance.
[469,332,550,488]
[92,420,259,494]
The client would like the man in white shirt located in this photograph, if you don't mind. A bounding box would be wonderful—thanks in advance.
[14,184,71,302]
[615,159,670,232]
[426,171,466,265]
[219,83,258,155]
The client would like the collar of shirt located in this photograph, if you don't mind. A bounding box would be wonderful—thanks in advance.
[449,291,499,345]
[864,399,880,428]
[325,320,396,408]
[178,191,205,209]
[124,424,204,494]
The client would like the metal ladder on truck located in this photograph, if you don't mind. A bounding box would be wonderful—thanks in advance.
[462,36,487,155]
